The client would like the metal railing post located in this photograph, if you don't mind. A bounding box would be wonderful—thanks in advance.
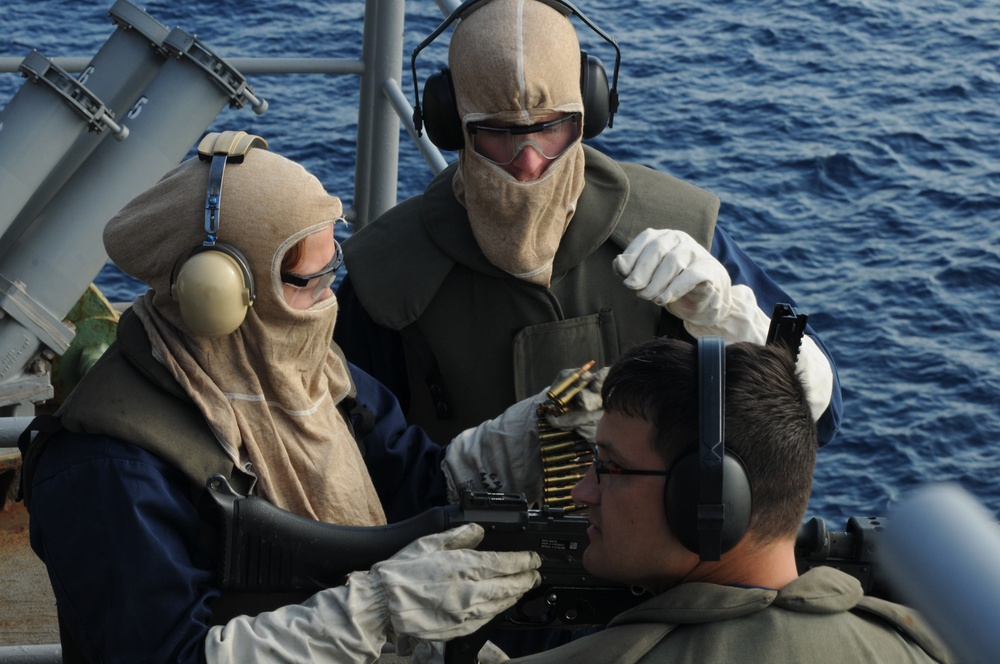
[354,0,405,229]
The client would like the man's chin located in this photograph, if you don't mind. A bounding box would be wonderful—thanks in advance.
[581,549,615,583]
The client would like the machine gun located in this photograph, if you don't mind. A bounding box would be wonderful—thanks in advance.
[204,475,891,662]
[204,474,648,626]
[795,514,895,602]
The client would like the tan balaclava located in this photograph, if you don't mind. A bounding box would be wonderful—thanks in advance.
[104,148,386,526]
[450,0,586,287]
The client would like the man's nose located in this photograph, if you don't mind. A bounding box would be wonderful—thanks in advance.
[571,462,600,506]
[506,144,550,182]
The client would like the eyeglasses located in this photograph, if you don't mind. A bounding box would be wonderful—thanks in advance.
[467,113,581,166]
[280,239,343,305]
[593,455,670,485]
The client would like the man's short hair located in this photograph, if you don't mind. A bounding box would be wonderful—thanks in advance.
[600,338,818,541]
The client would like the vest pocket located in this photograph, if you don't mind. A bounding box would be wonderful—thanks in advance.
[511,311,618,401]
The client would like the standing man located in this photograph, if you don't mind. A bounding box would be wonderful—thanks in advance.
[335,0,840,444]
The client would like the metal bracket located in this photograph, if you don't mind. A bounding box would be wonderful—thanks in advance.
[162,29,268,115]
[0,275,74,355]
[18,50,129,140]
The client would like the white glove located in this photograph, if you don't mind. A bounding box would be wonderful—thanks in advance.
[204,524,541,664]
[543,366,608,443]
[443,391,546,504]
[615,228,833,421]
[614,228,733,326]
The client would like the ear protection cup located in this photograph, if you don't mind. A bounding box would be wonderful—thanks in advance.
[664,448,753,559]
[663,336,753,561]
[580,52,610,139]
[422,68,464,152]
[170,243,255,338]
[411,0,621,149]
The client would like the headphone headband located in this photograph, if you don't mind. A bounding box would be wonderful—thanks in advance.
[197,131,269,246]
[410,0,621,137]
[696,336,727,561]
[203,154,227,246]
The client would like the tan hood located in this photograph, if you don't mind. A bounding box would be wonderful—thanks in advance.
[449,0,586,286]
[104,147,386,526]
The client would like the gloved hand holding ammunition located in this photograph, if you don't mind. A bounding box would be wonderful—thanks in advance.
[614,228,833,421]
[442,364,607,506]
[542,364,608,443]
[204,523,541,664]
[533,362,605,508]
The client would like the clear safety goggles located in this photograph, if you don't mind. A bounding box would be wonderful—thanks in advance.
[280,238,343,305]
[467,113,581,166]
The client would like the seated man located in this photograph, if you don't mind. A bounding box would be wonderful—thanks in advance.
[481,337,954,663]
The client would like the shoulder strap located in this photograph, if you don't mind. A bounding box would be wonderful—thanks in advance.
[608,158,720,252]
[342,181,457,331]
[55,309,251,499]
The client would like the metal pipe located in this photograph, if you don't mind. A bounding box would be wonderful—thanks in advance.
[0,645,62,664]
[0,56,363,75]
[353,0,404,228]
[382,78,448,174]
[0,417,33,447]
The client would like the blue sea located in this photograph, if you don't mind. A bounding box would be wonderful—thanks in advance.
[2,0,998,529]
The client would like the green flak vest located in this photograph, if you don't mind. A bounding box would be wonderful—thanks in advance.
[344,146,720,440]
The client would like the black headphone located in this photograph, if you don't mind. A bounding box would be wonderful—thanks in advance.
[664,336,753,561]
[410,0,622,152]
[169,131,266,338]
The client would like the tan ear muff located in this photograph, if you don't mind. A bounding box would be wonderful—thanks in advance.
[171,244,253,337]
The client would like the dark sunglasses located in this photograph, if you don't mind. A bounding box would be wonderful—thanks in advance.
[280,240,343,288]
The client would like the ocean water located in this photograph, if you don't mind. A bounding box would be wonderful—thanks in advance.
[1,0,998,528]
